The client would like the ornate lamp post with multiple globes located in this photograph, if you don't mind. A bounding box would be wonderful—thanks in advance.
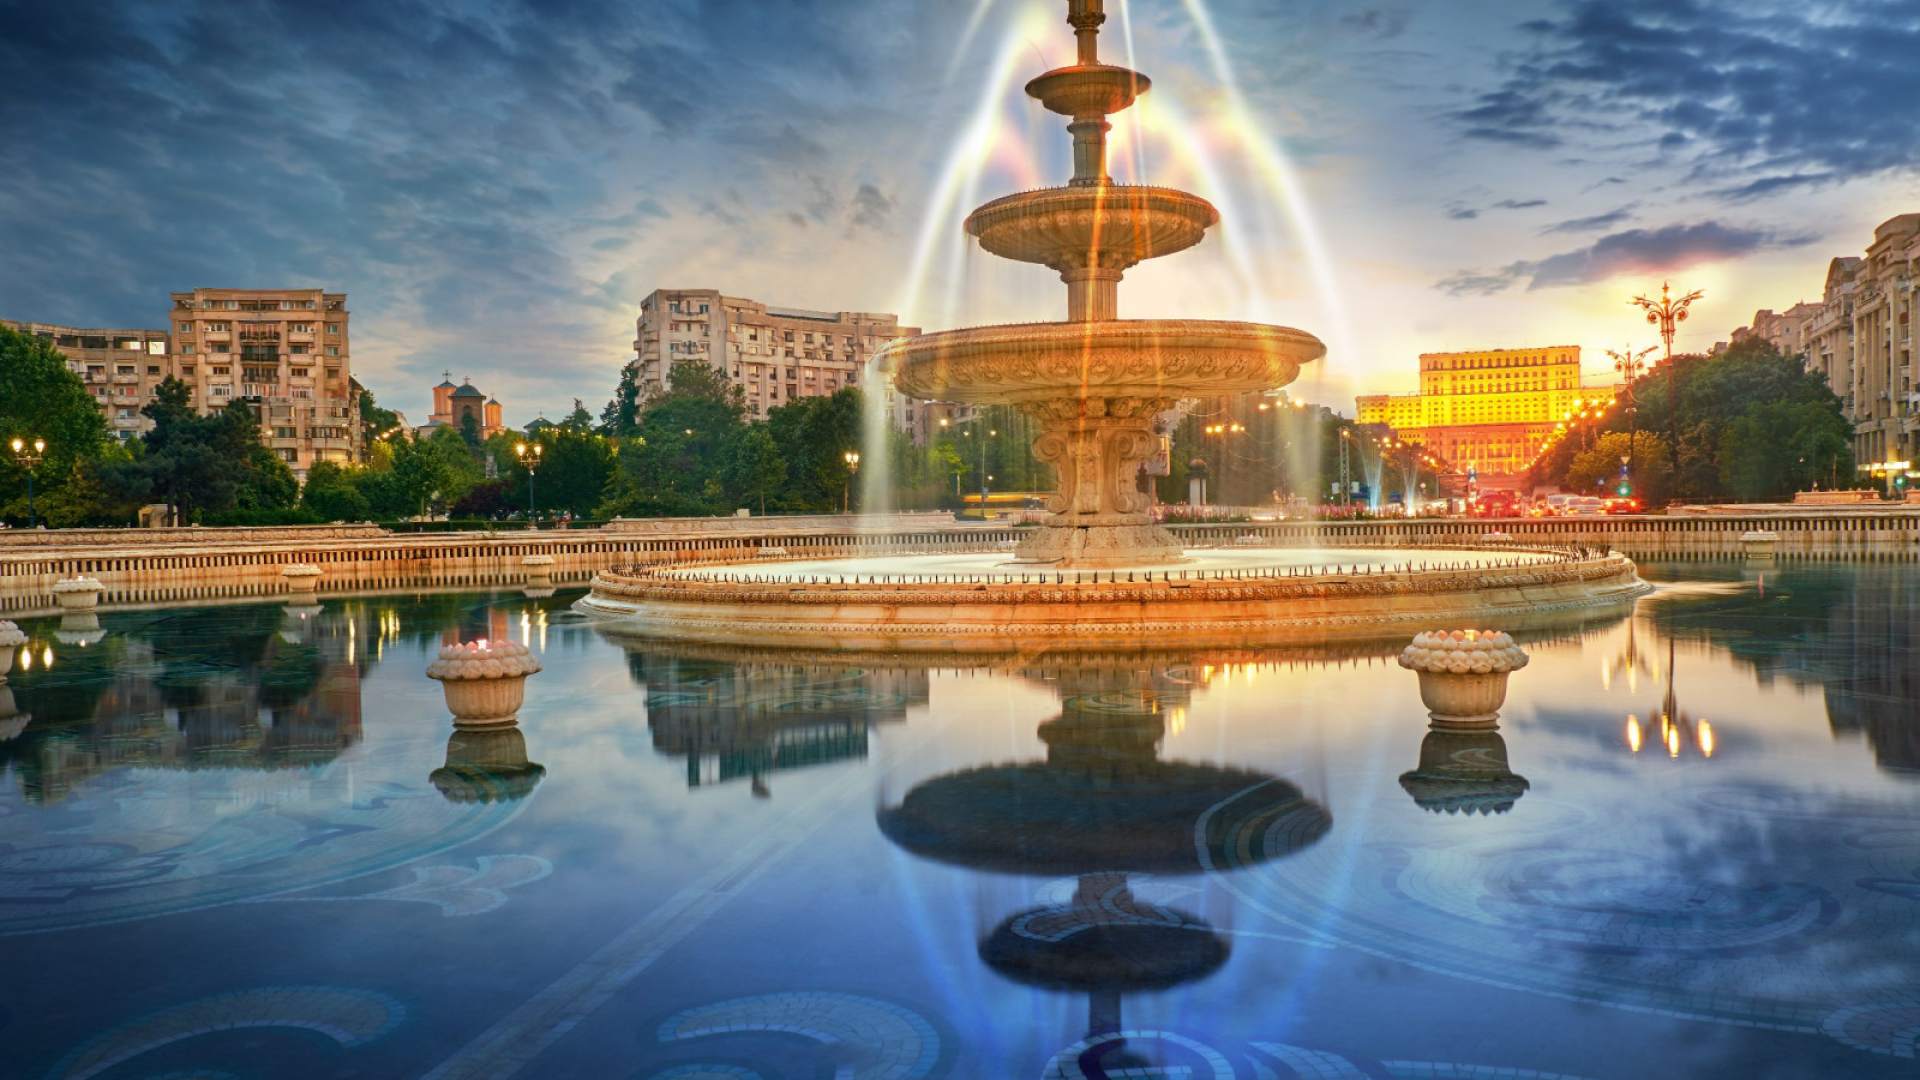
[514,441,543,523]
[8,436,46,528]
[1630,282,1703,457]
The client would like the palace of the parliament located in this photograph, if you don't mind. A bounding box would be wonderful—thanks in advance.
[1356,346,1621,478]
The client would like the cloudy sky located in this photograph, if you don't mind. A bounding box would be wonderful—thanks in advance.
[4,0,1916,424]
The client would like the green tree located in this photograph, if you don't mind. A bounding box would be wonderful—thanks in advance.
[0,323,111,525]
[138,378,234,525]
[1533,338,1854,505]
[765,389,863,511]
[1567,432,1672,504]
[358,387,403,441]
[300,461,372,521]
[598,360,747,517]
[1719,400,1854,500]
[561,398,595,433]
[725,425,786,514]
[601,364,642,436]
[459,410,483,448]
[391,426,483,517]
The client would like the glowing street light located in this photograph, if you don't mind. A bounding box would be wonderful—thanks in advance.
[514,441,543,522]
[842,449,861,513]
[7,435,46,528]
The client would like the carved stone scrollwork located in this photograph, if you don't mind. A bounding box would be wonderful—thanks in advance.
[1011,395,1181,565]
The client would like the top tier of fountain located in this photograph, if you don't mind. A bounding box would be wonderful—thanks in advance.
[964,0,1218,322]
[885,0,1326,566]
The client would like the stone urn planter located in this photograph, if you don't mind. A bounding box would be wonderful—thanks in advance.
[1739,530,1779,560]
[51,576,104,611]
[426,639,542,729]
[0,620,24,682]
[1482,531,1514,543]
[1397,629,1529,730]
[522,554,555,585]
[282,563,323,595]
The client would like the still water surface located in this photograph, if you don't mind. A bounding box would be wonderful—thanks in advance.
[0,562,1915,1078]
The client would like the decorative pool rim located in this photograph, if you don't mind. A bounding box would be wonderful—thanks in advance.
[573,544,1652,653]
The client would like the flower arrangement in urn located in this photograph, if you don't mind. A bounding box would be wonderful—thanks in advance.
[1398,628,1529,729]
[426,638,543,728]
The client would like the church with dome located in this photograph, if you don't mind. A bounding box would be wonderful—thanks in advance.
[418,372,506,440]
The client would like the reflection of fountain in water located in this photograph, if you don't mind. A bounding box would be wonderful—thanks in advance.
[878,662,1330,1068]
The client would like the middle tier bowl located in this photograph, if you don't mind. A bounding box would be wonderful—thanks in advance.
[884,318,1326,405]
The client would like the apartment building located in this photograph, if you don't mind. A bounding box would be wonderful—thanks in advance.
[629,288,942,438]
[1,320,172,440]
[1730,213,1920,468]
[168,288,358,479]
[1356,346,1620,476]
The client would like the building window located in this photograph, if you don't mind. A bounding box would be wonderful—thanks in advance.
[326,346,339,357]
[180,343,194,354]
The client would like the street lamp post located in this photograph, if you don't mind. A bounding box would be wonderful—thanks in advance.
[963,424,997,518]
[1606,344,1657,485]
[1630,282,1703,462]
[8,436,46,528]
[1337,427,1352,510]
[514,441,543,525]
[842,450,861,513]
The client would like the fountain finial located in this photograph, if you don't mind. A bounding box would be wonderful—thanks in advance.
[1068,0,1104,65]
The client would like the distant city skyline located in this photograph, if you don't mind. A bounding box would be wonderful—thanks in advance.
[4,0,1916,425]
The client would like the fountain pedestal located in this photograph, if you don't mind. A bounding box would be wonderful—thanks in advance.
[1016,396,1180,565]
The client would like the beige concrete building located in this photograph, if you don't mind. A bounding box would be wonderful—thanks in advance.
[1356,346,1619,477]
[1,320,173,442]
[629,288,945,439]
[1727,302,1822,357]
[1737,213,1920,469]
[168,288,358,479]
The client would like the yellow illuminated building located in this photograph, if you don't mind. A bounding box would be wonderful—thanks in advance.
[1356,346,1619,478]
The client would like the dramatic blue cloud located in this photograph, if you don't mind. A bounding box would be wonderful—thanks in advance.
[1454,0,1920,190]
[1437,221,1813,296]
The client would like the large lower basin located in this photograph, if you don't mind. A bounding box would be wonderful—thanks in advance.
[576,545,1651,653]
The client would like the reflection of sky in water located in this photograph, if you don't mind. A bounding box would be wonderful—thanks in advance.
[0,563,1915,1078]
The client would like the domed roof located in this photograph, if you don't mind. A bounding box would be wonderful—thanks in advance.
[451,382,485,399]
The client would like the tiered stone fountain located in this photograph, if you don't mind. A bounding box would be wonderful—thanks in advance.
[574,0,1650,652]
[887,0,1321,566]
